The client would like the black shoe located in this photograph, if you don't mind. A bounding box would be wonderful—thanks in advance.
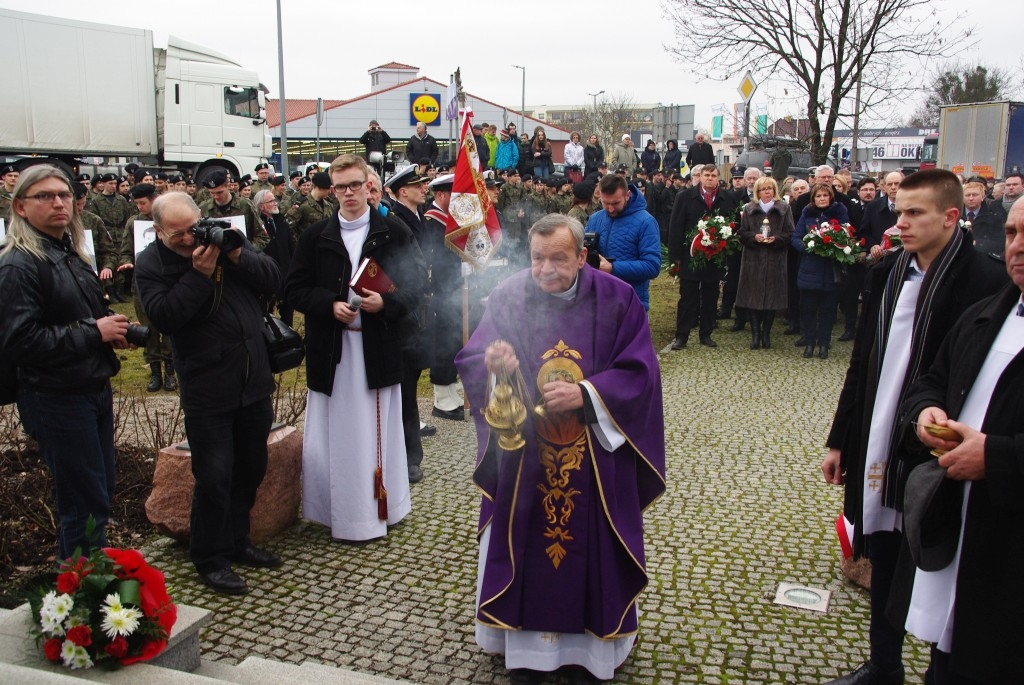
[824,661,905,685]
[794,336,808,347]
[699,336,717,347]
[408,465,424,483]
[563,666,599,685]
[163,371,177,392]
[761,331,771,349]
[199,567,248,595]
[838,329,856,342]
[784,324,800,335]
[146,363,162,393]
[716,308,731,319]
[231,544,282,569]
[819,346,830,360]
[432,406,465,421]
[670,337,687,350]
[509,669,543,685]
[803,345,815,358]
[419,424,437,437]
[729,321,746,332]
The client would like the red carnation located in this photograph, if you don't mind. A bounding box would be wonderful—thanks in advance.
[104,635,129,659]
[822,235,832,244]
[66,625,92,648]
[718,240,727,249]
[860,238,866,246]
[56,572,80,595]
[43,637,62,662]
[729,222,736,228]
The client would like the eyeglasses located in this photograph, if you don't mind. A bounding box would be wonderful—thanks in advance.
[333,180,365,193]
[23,191,74,203]
[262,198,278,204]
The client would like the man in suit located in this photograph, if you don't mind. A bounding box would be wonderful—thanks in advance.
[861,172,904,259]
[962,178,1007,257]
[668,164,739,349]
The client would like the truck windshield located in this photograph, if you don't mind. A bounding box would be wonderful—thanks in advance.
[224,87,261,119]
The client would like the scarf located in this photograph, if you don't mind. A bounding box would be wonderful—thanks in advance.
[877,227,965,510]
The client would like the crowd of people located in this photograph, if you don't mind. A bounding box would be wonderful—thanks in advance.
[1,117,1022,683]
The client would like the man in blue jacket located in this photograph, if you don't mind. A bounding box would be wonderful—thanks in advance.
[584,174,661,310]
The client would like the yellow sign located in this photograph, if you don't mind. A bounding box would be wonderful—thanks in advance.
[410,93,441,125]
[737,71,758,103]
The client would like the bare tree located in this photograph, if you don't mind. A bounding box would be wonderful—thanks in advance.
[586,92,640,162]
[662,0,968,164]
[908,63,1020,127]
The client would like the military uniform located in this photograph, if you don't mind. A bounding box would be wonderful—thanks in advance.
[123,211,174,375]
[249,180,273,197]
[198,193,269,251]
[285,195,335,243]
[0,188,12,222]
[79,209,117,275]
[88,192,133,297]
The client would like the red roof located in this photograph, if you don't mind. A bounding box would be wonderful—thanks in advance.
[265,99,346,128]
[369,62,419,72]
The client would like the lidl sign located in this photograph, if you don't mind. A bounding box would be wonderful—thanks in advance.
[410,93,441,126]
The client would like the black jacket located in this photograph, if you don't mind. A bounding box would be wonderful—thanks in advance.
[825,236,1007,557]
[858,195,898,249]
[891,283,1024,682]
[260,212,293,297]
[685,141,715,167]
[135,239,281,413]
[667,185,739,281]
[285,207,427,395]
[358,129,391,154]
[583,143,605,177]
[0,231,119,394]
[964,199,1007,257]
[406,134,439,165]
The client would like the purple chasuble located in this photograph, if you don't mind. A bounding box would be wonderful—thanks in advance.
[456,265,666,639]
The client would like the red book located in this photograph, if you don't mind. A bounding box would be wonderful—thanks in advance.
[349,256,397,294]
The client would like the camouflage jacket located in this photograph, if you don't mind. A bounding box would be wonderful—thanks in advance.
[118,212,155,267]
[87,193,132,230]
[285,196,335,242]
[80,209,118,271]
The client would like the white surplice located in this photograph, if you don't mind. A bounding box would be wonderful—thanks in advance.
[301,208,410,540]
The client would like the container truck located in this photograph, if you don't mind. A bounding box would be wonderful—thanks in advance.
[936,101,1024,179]
[0,9,271,182]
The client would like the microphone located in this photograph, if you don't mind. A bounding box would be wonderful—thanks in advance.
[347,295,362,312]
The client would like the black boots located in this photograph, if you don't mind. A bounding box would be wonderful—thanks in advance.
[748,311,761,349]
[163,362,177,392]
[803,345,815,358]
[761,311,775,349]
[147,363,162,392]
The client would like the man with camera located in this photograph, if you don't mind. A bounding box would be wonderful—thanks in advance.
[583,173,661,311]
[0,165,131,560]
[359,120,391,177]
[135,192,283,595]
[198,169,269,252]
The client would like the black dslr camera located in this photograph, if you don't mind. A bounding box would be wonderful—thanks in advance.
[583,232,601,269]
[191,218,245,252]
[107,309,151,347]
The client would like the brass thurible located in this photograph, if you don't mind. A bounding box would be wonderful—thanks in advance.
[484,360,530,451]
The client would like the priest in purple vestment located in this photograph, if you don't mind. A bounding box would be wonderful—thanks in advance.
[455,214,666,684]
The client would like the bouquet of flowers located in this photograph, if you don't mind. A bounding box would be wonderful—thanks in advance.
[881,226,902,251]
[687,212,740,270]
[802,218,865,265]
[28,544,176,670]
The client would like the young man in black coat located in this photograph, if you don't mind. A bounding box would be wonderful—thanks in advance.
[667,164,739,349]
[820,170,1006,685]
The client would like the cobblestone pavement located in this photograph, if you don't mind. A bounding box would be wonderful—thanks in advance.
[142,326,931,684]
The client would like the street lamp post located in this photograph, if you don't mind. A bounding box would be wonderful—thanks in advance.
[512,65,525,134]
[586,90,604,135]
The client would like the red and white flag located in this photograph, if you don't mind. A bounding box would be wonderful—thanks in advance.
[444,109,501,271]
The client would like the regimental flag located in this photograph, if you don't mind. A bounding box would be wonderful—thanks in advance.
[444,109,501,271]
[445,79,458,122]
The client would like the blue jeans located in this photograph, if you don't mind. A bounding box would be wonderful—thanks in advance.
[17,385,115,560]
[533,165,550,179]
[184,397,273,573]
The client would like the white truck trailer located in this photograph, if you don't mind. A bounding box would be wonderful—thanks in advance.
[0,9,272,182]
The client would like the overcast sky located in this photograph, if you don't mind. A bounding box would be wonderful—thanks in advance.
[2,0,1019,130]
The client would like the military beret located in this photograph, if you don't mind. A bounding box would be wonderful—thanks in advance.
[573,182,595,201]
[311,172,332,190]
[90,176,105,187]
[270,175,287,186]
[306,164,319,173]
[123,163,140,174]
[240,174,252,183]
[117,175,128,184]
[522,174,533,182]
[615,164,628,173]
[597,161,608,168]
[169,175,183,184]
[255,163,269,171]
[73,183,89,199]
[1,165,18,175]
[129,183,157,200]
[76,173,91,182]
[240,179,253,188]
[185,176,196,186]
[506,168,519,177]
[289,170,302,180]
[202,170,228,189]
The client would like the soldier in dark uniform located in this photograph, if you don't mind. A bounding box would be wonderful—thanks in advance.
[285,172,336,242]
[0,164,18,221]
[197,170,269,251]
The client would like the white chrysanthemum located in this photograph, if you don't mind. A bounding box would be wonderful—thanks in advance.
[697,220,707,230]
[41,613,65,637]
[807,240,816,249]
[50,594,74,621]
[61,640,77,665]
[843,246,852,255]
[701,236,713,247]
[720,226,732,238]
[103,594,124,613]
[101,605,141,638]
[69,646,93,670]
